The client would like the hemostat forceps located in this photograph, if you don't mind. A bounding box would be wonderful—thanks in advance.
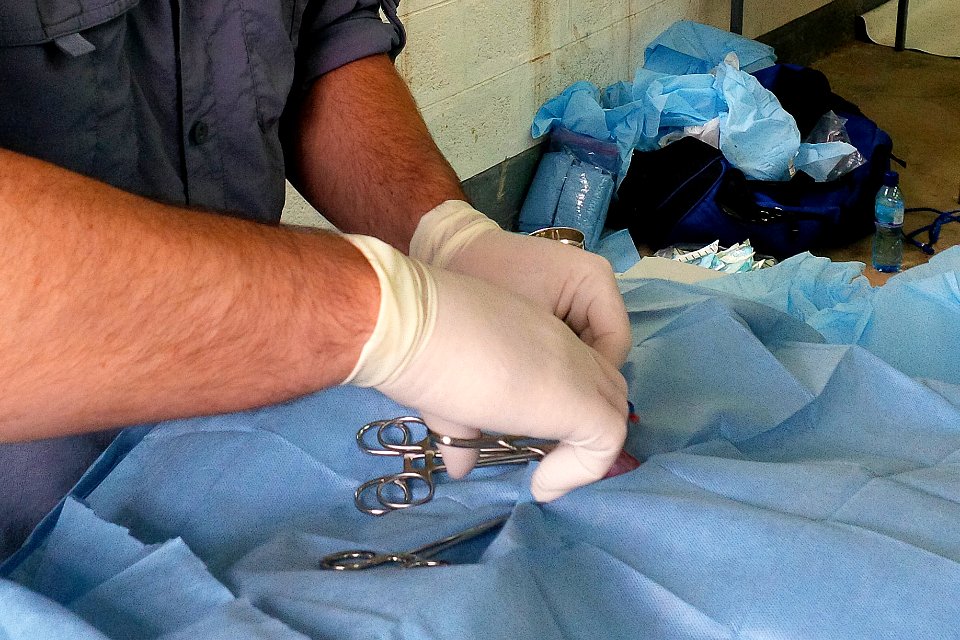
[319,512,510,570]
[354,417,554,515]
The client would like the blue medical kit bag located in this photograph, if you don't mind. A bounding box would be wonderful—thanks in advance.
[609,64,894,259]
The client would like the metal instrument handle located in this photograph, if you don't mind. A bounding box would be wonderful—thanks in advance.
[354,475,418,516]
[355,446,549,515]
[320,549,447,571]
[357,417,432,456]
[431,430,555,458]
[320,513,510,570]
[356,417,557,458]
[355,450,547,515]
[353,417,559,516]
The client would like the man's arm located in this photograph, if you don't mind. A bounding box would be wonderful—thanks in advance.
[0,147,630,501]
[0,148,379,442]
[289,54,463,253]
[289,53,632,367]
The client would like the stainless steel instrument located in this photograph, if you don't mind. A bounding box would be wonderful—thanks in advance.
[319,512,510,570]
[354,416,554,516]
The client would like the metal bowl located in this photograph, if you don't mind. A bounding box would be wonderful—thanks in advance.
[528,226,585,249]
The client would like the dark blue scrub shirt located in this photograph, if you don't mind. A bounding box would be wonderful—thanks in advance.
[0,0,405,559]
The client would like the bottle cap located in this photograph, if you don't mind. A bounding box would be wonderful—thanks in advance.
[883,171,899,187]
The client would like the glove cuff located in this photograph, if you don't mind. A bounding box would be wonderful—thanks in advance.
[341,234,437,388]
[409,200,501,268]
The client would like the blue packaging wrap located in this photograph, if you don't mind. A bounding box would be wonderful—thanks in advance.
[596,229,642,273]
[643,20,777,75]
[713,60,801,181]
[551,161,615,251]
[519,132,618,250]
[517,151,574,233]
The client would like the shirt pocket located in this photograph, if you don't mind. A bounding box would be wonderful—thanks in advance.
[284,0,310,48]
[0,0,139,176]
[238,0,306,134]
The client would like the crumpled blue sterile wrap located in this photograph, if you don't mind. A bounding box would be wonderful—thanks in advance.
[643,20,777,75]
[7,247,960,638]
[532,58,803,181]
[531,21,854,182]
[713,59,801,181]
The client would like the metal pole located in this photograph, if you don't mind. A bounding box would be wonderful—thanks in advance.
[730,0,744,35]
[895,0,910,51]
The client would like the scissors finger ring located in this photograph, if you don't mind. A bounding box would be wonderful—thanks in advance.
[320,513,510,571]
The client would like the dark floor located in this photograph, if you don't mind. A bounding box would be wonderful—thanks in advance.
[810,41,960,283]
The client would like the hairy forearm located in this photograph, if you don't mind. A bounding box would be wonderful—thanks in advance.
[0,149,378,442]
[291,54,465,253]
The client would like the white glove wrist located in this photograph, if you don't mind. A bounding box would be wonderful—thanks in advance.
[341,234,436,388]
[409,200,501,268]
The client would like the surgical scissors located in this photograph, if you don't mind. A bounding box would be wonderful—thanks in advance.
[354,417,555,515]
[320,512,510,570]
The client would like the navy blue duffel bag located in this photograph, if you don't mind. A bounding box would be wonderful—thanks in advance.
[609,64,894,260]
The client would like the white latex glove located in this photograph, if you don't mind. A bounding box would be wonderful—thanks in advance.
[410,200,632,368]
[344,234,628,502]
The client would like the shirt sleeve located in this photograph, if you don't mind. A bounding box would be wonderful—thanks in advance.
[296,0,406,86]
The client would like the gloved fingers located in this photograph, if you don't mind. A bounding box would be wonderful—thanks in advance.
[424,347,626,488]
[506,243,630,368]
[563,271,632,368]
[579,315,632,369]
[579,325,621,367]
[420,413,480,479]
[527,351,628,501]
[425,215,632,368]
[594,361,630,416]
[574,339,629,405]
[529,407,627,502]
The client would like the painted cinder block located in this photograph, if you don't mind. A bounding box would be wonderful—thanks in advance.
[397,0,570,109]
[748,0,832,38]
[419,66,527,179]
[397,0,729,180]
[570,0,633,39]
[419,18,638,179]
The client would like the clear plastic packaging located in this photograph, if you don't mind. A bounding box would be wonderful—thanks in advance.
[802,111,867,181]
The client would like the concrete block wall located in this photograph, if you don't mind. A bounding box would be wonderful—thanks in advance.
[743,0,832,39]
[394,0,726,182]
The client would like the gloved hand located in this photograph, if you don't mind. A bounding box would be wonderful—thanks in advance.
[343,234,628,502]
[409,200,632,368]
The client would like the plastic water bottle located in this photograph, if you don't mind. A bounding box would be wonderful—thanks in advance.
[872,170,905,273]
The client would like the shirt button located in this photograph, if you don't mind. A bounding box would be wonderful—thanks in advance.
[190,120,210,145]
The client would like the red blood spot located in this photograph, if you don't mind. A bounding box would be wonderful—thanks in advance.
[603,450,641,478]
